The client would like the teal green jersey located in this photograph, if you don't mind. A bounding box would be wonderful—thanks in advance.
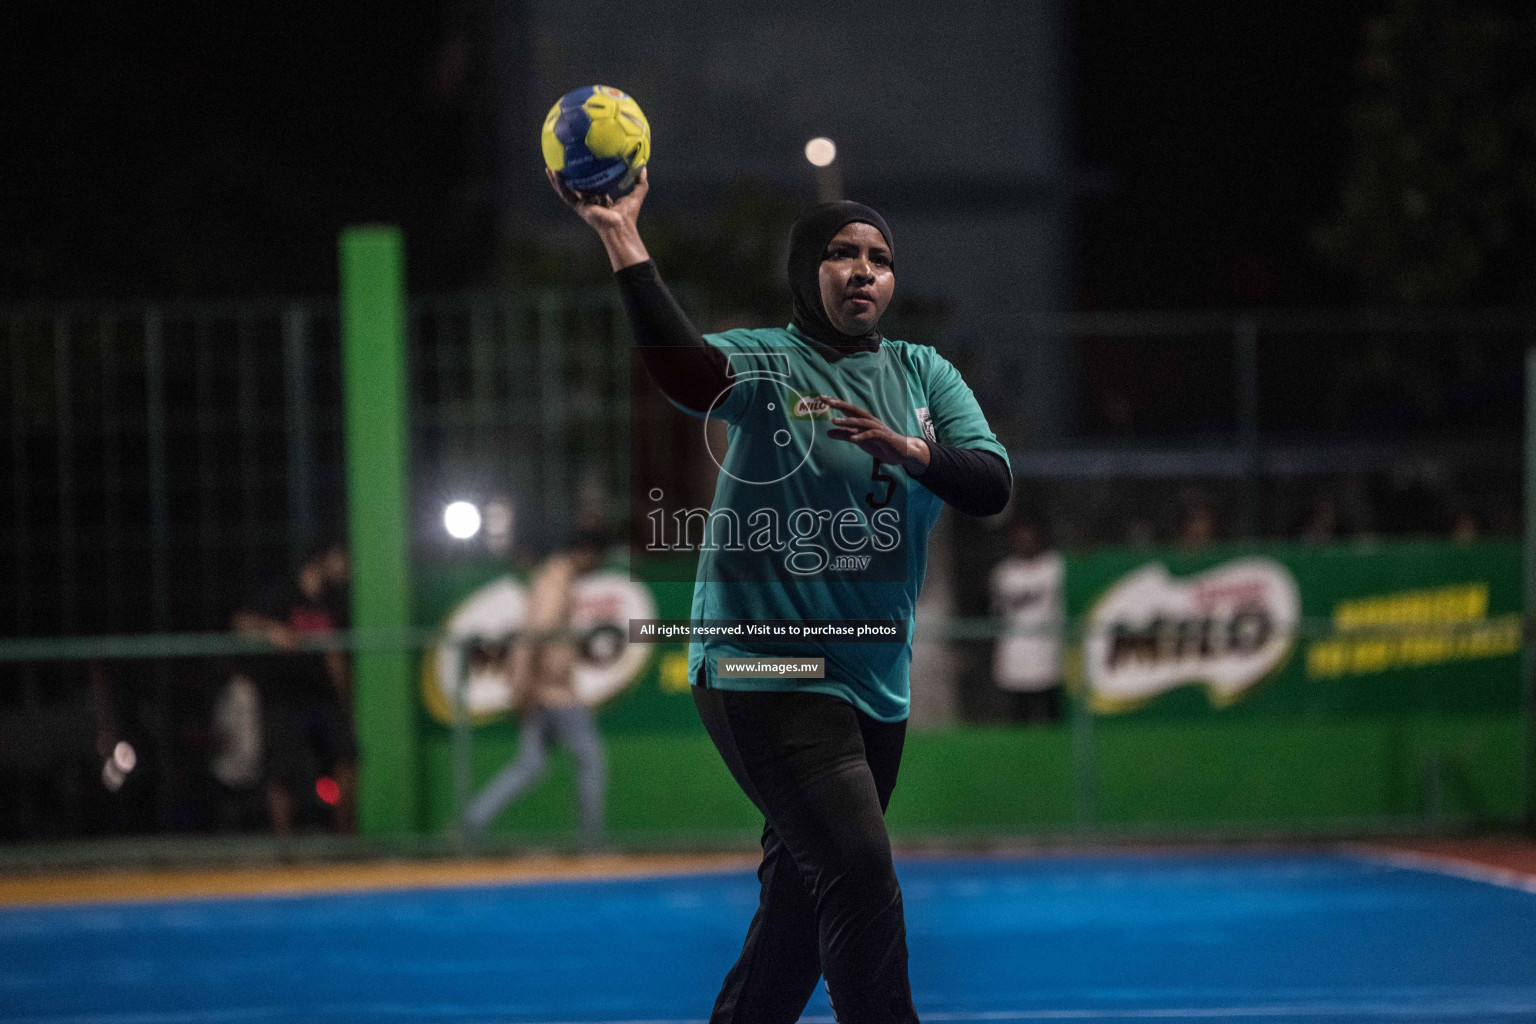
[671,324,1009,721]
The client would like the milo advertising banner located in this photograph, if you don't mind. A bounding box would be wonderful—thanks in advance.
[414,542,1520,730]
[419,570,657,724]
[1066,540,1521,718]
[415,561,700,734]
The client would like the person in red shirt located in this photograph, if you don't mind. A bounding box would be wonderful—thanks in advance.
[231,543,355,835]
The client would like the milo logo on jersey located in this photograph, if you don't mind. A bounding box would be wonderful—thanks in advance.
[788,395,834,420]
[1083,558,1300,712]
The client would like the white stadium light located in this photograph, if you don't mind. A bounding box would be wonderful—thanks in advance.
[804,137,837,168]
[444,500,482,540]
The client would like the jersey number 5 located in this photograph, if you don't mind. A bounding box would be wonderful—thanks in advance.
[866,457,895,508]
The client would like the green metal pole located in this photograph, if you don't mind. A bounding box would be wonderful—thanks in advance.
[340,226,420,836]
[1524,347,1536,832]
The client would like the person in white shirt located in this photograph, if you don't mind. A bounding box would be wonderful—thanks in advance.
[989,515,1065,723]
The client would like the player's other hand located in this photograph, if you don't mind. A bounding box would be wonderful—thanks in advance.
[547,166,648,233]
[822,395,930,472]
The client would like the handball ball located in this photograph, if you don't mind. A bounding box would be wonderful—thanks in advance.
[541,85,651,198]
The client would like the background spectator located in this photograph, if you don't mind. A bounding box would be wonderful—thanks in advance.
[989,515,1066,725]
[230,542,354,836]
[461,530,609,849]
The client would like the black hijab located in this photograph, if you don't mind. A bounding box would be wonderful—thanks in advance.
[787,200,894,351]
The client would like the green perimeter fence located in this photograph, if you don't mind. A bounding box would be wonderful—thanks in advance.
[0,540,1528,853]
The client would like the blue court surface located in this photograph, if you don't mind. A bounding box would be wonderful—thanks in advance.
[2,850,1534,1024]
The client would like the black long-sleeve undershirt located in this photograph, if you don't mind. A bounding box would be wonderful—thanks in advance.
[615,259,732,414]
[918,442,1012,518]
[614,259,1012,518]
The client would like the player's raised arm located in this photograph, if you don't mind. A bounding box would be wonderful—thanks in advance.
[546,166,650,272]
[547,167,733,417]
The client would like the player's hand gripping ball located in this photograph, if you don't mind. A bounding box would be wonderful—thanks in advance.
[541,85,651,198]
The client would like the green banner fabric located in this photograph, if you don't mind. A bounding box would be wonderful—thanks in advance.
[1063,540,1521,719]
[413,542,1523,836]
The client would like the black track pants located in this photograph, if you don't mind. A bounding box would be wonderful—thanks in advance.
[692,684,919,1024]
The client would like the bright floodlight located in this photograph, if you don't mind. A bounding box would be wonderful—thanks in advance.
[805,137,837,167]
[444,500,482,540]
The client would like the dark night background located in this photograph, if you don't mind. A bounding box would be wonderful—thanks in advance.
[1,3,476,299]
[5,0,1492,308]
[1073,3,1367,309]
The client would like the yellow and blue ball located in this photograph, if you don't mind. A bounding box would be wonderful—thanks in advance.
[541,85,651,198]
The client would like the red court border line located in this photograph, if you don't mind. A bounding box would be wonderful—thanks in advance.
[1342,841,1536,894]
